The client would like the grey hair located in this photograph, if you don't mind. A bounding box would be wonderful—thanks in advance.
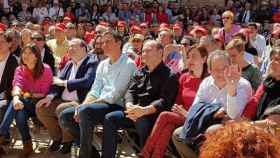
[207,50,231,70]
[143,39,164,51]
[70,38,88,52]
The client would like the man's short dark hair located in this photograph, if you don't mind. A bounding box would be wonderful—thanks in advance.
[247,22,258,30]
[103,30,122,43]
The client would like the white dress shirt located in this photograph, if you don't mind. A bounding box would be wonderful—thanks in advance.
[41,48,45,62]
[250,34,267,59]
[32,7,49,23]
[0,55,9,84]
[192,76,252,119]
[61,57,86,101]
[48,7,64,20]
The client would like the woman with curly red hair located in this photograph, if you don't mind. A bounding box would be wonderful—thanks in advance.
[200,121,280,158]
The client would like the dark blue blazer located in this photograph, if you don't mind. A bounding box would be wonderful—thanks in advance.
[181,102,221,144]
[49,54,100,102]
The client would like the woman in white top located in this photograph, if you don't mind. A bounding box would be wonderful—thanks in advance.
[32,2,49,23]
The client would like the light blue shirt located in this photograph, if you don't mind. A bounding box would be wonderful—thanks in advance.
[88,54,137,105]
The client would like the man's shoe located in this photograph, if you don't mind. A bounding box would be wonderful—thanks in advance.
[91,146,100,158]
[48,140,61,152]
[58,141,72,154]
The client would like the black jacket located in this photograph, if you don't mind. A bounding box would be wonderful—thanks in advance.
[0,54,18,100]
[43,45,56,74]
[125,62,179,112]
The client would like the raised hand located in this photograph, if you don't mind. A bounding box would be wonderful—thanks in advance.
[224,64,241,96]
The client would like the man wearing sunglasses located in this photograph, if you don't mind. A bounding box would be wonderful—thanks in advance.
[31,32,56,74]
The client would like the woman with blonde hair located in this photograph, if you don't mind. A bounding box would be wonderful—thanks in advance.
[20,28,32,47]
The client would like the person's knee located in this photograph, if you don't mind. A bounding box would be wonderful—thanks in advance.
[35,106,45,119]
[104,111,123,129]
[79,104,94,120]
[205,124,223,134]
[59,109,74,128]
[172,127,182,144]
[55,103,69,117]
[157,111,173,123]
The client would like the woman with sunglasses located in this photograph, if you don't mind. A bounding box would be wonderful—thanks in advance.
[219,11,241,46]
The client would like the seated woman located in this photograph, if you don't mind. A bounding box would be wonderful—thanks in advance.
[140,45,208,158]
[243,47,280,137]
[0,43,53,158]
[200,121,280,158]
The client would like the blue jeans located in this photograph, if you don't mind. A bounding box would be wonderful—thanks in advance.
[0,101,14,138]
[59,103,124,158]
[103,110,157,158]
[0,98,36,143]
[58,107,80,144]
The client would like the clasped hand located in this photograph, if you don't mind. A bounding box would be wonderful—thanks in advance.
[125,104,145,121]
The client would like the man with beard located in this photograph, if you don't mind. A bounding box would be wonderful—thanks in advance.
[89,35,107,61]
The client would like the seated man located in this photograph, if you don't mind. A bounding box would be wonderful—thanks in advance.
[35,38,102,154]
[102,40,179,158]
[226,38,262,91]
[172,50,252,158]
[31,32,56,73]
[59,30,137,158]
[0,29,18,126]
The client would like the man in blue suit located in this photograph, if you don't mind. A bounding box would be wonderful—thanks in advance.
[35,38,104,154]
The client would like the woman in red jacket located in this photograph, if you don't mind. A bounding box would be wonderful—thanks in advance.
[157,6,169,24]
[243,47,280,134]
[140,45,209,158]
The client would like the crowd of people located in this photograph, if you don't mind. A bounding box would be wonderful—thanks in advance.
[0,0,280,158]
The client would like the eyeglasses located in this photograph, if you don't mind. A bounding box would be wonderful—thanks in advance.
[96,31,103,34]
[222,16,231,20]
[132,39,142,43]
[32,37,44,41]
[66,27,76,30]
[181,43,189,47]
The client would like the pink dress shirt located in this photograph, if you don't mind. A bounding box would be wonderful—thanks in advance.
[13,64,53,95]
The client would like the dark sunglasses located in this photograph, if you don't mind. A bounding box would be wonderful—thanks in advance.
[181,43,189,47]
[32,37,44,41]
[222,16,231,20]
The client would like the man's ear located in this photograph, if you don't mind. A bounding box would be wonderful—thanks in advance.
[208,67,211,74]
[8,41,12,49]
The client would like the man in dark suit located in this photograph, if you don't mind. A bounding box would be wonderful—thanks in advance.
[0,29,18,123]
[35,38,103,154]
[238,2,255,23]
[31,32,56,74]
